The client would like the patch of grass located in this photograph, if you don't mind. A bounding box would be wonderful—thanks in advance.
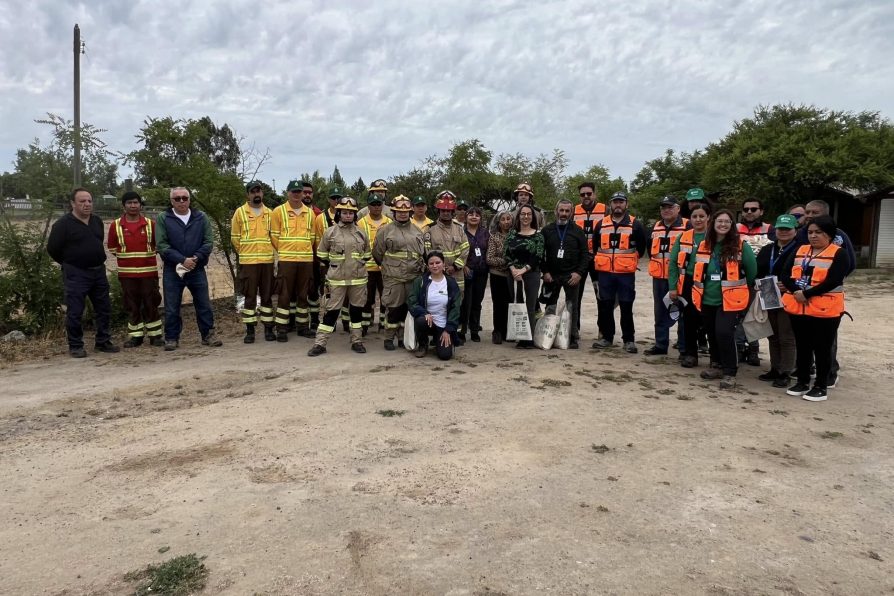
[656,388,675,395]
[638,379,654,389]
[591,444,610,454]
[642,394,660,400]
[596,505,610,512]
[601,371,634,383]
[540,378,571,387]
[158,546,170,554]
[368,365,395,373]
[819,431,843,439]
[125,553,208,596]
[510,375,529,383]
[769,410,789,416]
[376,409,406,417]
[676,395,695,401]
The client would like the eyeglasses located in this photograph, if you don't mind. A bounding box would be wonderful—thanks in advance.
[714,219,732,225]
[172,196,190,202]
[743,207,760,213]
[579,192,593,197]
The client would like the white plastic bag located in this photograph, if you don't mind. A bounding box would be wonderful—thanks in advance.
[743,296,773,342]
[533,314,560,349]
[553,301,572,350]
[403,311,417,351]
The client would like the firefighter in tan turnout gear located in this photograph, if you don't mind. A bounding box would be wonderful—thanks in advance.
[372,195,425,351]
[424,190,470,293]
[308,197,371,356]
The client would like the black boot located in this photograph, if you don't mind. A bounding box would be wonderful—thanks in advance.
[243,324,256,344]
[264,325,276,341]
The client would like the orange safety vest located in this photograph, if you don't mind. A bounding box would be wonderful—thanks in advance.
[736,222,771,238]
[674,229,697,294]
[573,203,607,254]
[648,217,689,279]
[781,244,845,318]
[594,214,639,274]
[691,239,750,312]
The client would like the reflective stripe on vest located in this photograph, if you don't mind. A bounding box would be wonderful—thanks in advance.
[675,229,696,294]
[573,203,606,254]
[115,217,155,257]
[691,239,749,312]
[649,217,689,279]
[594,215,638,274]
[781,243,845,318]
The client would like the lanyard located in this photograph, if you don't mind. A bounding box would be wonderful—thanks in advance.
[769,242,793,272]
[800,251,817,271]
[557,223,569,248]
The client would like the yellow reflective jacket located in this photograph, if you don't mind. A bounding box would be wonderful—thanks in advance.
[358,214,393,272]
[271,203,316,263]
[231,203,273,264]
[425,220,469,272]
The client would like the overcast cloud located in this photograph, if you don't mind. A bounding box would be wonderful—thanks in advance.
[1,0,892,191]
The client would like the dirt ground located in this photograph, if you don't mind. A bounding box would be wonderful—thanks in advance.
[1,271,892,595]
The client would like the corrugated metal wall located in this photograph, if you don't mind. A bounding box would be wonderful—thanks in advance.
[876,198,894,267]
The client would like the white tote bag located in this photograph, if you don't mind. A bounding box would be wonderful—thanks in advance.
[533,314,560,350]
[506,281,532,341]
[742,296,773,342]
[403,311,417,351]
[553,300,572,350]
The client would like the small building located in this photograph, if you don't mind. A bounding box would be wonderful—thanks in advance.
[862,186,894,268]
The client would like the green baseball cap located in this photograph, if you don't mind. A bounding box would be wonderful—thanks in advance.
[328,187,343,199]
[774,214,797,229]
[245,180,262,192]
[285,180,302,192]
[686,187,706,201]
[412,196,427,205]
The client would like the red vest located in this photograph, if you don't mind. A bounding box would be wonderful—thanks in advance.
[108,216,158,278]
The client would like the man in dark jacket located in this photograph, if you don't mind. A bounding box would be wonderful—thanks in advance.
[47,188,120,358]
[156,187,222,351]
[540,199,590,349]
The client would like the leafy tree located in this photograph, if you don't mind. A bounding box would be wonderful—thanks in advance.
[0,114,121,334]
[700,104,894,213]
[127,116,249,285]
[389,167,439,204]
[629,150,703,216]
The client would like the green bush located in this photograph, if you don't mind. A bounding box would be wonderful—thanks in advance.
[0,210,64,335]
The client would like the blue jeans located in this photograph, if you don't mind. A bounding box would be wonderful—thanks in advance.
[652,277,683,351]
[163,266,214,341]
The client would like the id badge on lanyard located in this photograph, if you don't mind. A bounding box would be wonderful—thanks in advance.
[797,254,814,289]
[474,247,482,257]
[557,249,564,258]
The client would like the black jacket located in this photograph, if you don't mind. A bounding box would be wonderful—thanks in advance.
[541,222,590,279]
[47,213,107,268]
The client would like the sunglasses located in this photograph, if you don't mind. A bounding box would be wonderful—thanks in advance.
[791,212,805,218]
[743,207,760,213]
[172,196,190,202]
[579,192,593,197]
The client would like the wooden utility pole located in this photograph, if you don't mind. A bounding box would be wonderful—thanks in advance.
[73,24,82,187]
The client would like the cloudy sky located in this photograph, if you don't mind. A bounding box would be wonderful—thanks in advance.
[1,0,892,191]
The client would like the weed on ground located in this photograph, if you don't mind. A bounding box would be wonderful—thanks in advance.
[124,553,208,596]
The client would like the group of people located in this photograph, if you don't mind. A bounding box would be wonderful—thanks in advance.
[47,181,852,402]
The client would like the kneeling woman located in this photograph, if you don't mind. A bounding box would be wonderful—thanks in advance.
[407,251,460,360]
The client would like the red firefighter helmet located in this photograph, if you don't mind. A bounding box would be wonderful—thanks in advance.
[434,190,457,211]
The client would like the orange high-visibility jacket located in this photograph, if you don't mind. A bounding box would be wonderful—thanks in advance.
[782,244,845,318]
